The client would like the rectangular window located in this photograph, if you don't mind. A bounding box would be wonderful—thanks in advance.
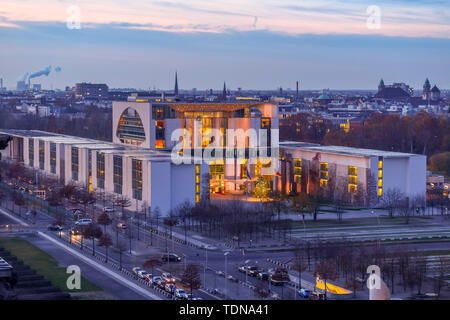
[97,152,105,189]
[39,140,45,170]
[29,138,34,166]
[377,157,383,197]
[348,166,357,193]
[294,159,302,184]
[113,155,123,194]
[320,162,328,188]
[132,159,142,200]
[71,147,78,181]
[50,142,56,174]
[195,164,200,202]
[155,120,165,149]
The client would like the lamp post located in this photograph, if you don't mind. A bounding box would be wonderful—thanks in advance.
[224,251,230,297]
[204,247,208,289]
[371,210,380,247]
[183,253,187,271]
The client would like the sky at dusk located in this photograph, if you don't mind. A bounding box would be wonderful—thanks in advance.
[0,0,449,90]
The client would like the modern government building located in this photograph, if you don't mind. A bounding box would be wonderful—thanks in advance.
[0,98,426,215]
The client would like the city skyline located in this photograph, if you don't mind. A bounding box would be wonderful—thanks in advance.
[0,0,449,90]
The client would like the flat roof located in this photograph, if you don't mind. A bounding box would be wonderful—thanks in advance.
[280,141,421,158]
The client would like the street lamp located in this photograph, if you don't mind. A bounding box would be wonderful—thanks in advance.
[224,251,230,297]
[370,210,381,247]
[204,247,208,289]
[183,253,187,270]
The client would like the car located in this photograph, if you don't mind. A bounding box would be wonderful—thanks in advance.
[145,274,153,282]
[151,276,163,286]
[227,275,238,282]
[184,293,195,300]
[174,288,186,299]
[132,267,142,275]
[75,218,92,226]
[161,253,181,262]
[238,265,248,273]
[70,227,83,235]
[152,276,166,289]
[103,207,114,213]
[47,224,63,231]
[298,288,312,298]
[216,270,224,277]
[161,272,176,283]
[87,199,96,204]
[117,223,127,229]
[246,266,259,276]
[257,272,270,281]
[25,210,36,216]
[137,270,149,279]
[164,283,176,294]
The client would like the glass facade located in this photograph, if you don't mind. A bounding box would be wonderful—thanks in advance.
[113,155,123,194]
[97,152,105,189]
[28,138,34,166]
[71,147,79,181]
[50,142,56,174]
[378,157,383,197]
[195,164,200,202]
[320,162,328,188]
[39,140,45,170]
[117,108,146,146]
[348,166,357,193]
[132,159,142,200]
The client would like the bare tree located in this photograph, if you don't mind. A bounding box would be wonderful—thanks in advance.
[143,258,163,276]
[381,188,404,218]
[98,234,113,263]
[181,264,202,294]
[97,212,112,233]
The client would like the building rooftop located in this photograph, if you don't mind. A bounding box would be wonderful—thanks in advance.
[280,141,422,158]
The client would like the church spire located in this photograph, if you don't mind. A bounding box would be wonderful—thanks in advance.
[222,81,227,100]
[174,71,179,96]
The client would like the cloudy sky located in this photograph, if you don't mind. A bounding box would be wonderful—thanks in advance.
[0,0,449,90]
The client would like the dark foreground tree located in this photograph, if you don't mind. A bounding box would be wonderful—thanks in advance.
[181,264,202,294]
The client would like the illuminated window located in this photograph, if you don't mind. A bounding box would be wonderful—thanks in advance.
[116,108,146,146]
[294,159,302,184]
[132,159,142,200]
[113,155,123,194]
[348,166,357,193]
[320,162,328,188]
[155,120,165,148]
[50,142,56,174]
[377,157,383,197]
[96,152,105,189]
[195,164,200,202]
[39,140,45,170]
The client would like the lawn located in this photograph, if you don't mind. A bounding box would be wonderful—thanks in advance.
[0,237,101,293]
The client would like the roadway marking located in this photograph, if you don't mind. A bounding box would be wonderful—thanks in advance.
[1,208,162,300]
[37,232,163,300]
[0,207,30,226]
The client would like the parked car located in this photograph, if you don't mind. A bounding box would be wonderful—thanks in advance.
[184,293,195,300]
[47,224,63,231]
[132,267,142,275]
[164,283,176,294]
[103,207,114,213]
[137,270,149,279]
[75,218,92,226]
[174,288,187,299]
[298,288,312,298]
[216,270,224,277]
[161,272,176,283]
[257,272,270,281]
[161,253,181,262]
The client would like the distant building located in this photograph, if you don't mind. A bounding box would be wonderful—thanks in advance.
[375,79,410,100]
[16,81,28,91]
[422,78,441,101]
[75,83,109,99]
